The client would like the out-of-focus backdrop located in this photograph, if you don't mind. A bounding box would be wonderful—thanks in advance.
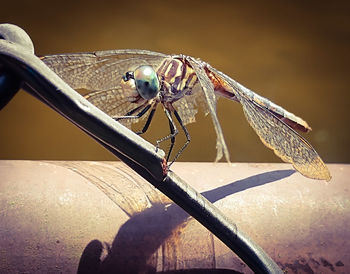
[1,1,349,163]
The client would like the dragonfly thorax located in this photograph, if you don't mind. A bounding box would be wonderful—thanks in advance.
[157,57,198,103]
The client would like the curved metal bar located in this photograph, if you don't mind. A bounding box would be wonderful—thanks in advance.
[0,28,166,182]
[0,24,283,273]
[0,24,32,110]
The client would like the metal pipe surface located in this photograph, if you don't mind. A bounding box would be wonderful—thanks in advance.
[0,161,348,273]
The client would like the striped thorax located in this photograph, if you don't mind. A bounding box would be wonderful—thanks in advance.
[157,57,198,102]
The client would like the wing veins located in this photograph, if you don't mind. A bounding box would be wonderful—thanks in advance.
[186,57,230,162]
[241,96,331,181]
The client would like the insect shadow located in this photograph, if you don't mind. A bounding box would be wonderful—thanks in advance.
[77,169,294,274]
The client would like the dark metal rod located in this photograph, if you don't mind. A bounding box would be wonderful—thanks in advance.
[0,23,283,273]
[0,39,166,182]
[161,171,282,273]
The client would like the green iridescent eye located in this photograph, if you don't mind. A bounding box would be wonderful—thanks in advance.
[134,65,160,100]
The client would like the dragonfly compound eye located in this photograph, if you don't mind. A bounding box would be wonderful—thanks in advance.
[134,65,160,100]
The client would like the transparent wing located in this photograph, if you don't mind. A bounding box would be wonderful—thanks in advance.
[186,57,230,163]
[42,49,167,90]
[42,49,167,127]
[208,66,331,181]
[172,82,210,125]
[242,97,331,181]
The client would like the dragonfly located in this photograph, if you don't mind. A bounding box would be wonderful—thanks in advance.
[41,49,331,181]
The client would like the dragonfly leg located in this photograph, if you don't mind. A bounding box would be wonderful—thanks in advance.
[167,110,191,167]
[166,113,176,162]
[135,104,157,135]
[114,103,151,120]
[156,108,178,155]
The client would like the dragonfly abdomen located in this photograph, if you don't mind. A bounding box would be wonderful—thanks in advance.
[206,68,312,133]
[248,90,312,132]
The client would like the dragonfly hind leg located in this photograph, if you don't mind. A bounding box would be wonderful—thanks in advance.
[169,110,191,166]
[166,113,176,162]
[156,108,178,159]
[157,108,191,167]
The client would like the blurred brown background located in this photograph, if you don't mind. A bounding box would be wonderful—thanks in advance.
[1,0,349,164]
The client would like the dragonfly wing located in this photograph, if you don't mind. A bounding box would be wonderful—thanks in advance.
[172,83,210,125]
[186,57,230,162]
[207,66,331,181]
[42,49,167,90]
[241,95,331,181]
[208,66,312,132]
[42,49,167,127]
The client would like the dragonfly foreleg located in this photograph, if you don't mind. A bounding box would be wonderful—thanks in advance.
[114,103,151,120]
[135,104,157,135]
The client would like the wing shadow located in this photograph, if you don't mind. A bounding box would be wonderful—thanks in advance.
[77,169,294,274]
[203,169,295,203]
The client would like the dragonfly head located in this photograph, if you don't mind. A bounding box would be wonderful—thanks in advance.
[122,65,160,100]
